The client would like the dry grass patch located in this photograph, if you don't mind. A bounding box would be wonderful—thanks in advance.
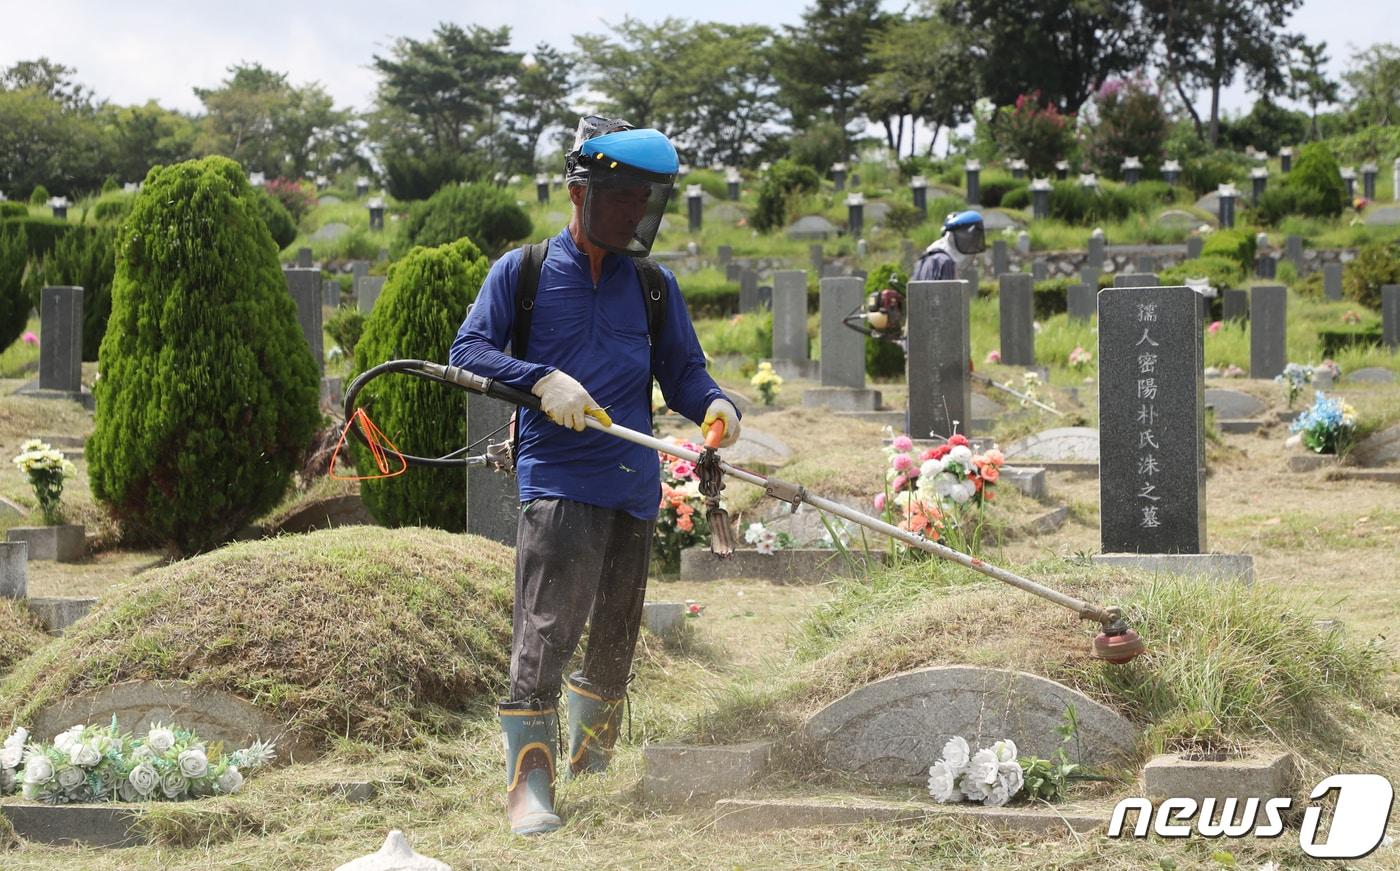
[0,600,48,673]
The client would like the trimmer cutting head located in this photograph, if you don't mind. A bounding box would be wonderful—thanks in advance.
[1091,607,1147,664]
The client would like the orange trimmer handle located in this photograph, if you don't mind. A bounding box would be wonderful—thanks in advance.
[704,418,725,449]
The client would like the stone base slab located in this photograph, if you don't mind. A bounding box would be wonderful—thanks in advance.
[1000,466,1047,500]
[7,524,85,562]
[801,387,882,412]
[1,802,142,847]
[1217,419,1263,434]
[642,601,685,639]
[1092,553,1254,584]
[642,742,774,804]
[13,384,95,411]
[1326,469,1400,484]
[713,797,1102,835]
[679,548,884,584]
[1143,751,1295,803]
[25,596,98,633]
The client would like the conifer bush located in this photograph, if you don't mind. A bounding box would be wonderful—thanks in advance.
[350,237,488,531]
[396,182,532,258]
[0,226,28,351]
[31,225,115,360]
[87,156,319,554]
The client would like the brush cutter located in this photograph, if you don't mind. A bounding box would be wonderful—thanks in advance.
[339,360,1145,664]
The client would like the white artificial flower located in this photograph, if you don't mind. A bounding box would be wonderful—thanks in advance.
[55,765,84,790]
[989,739,1018,764]
[130,744,155,762]
[160,768,188,799]
[3,726,28,750]
[744,523,766,545]
[0,745,22,769]
[230,738,277,769]
[932,473,956,498]
[927,760,962,803]
[217,765,244,794]
[118,778,142,803]
[965,749,999,788]
[948,445,972,465]
[941,736,970,769]
[54,725,85,754]
[70,742,102,768]
[948,483,972,504]
[22,754,54,784]
[755,536,776,556]
[21,781,42,800]
[146,726,175,755]
[984,762,1025,807]
[920,458,944,478]
[177,747,209,779]
[960,774,991,803]
[893,490,914,510]
[127,761,159,796]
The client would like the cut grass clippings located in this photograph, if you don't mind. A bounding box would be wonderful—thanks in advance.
[0,600,48,674]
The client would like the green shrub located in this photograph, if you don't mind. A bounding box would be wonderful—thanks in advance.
[28,186,48,206]
[0,226,28,352]
[1161,256,1246,290]
[88,156,320,554]
[90,195,133,224]
[882,201,926,233]
[1083,77,1169,179]
[787,122,846,177]
[1048,182,1135,224]
[351,238,487,530]
[1200,228,1256,272]
[976,172,1027,209]
[999,186,1031,210]
[680,270,739,318]
[30,225,116,361]
[252,189,297,250]
[697,311,772,357]
[326,306,366,356]
[1180,151,1249,196]
[0,202,25,219]
[683,168,728,202]
[264,177,316,221]
[1257,142,1347,224]
[381,145,479,202]
[1319,327,1383,357]
[1032,278,1071,319]
[0,216,74,260]
[397,182,532,258]
[753,160,821,234]
[101,176,119,195]
[991,92,1074,176]
[1342,241,1400,309]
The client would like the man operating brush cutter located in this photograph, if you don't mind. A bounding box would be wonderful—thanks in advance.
[448,116,740,837]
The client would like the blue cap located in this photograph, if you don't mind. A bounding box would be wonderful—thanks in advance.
[580,129,679,178]
[942,210,983,231]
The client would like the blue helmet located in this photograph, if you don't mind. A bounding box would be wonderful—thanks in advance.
[565,118,679,258]
[576,128,679,180]
[942,210,986,255]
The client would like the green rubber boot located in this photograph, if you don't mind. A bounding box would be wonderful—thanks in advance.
[499,702,562,836]
[565,673,626,777]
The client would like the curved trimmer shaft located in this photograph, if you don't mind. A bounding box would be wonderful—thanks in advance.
[412,362,1139,649]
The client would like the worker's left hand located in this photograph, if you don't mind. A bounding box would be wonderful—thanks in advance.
[702,398,740,448]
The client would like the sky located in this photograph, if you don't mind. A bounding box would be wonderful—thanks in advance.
[2,0,1396,148]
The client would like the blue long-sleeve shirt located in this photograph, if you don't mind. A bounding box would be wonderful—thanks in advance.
[450,228,731,520]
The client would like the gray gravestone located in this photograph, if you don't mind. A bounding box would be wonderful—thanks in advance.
[1087,236,1106,268]
[1135,255,1156,274]
[357,276,386,314]
[725,263,741,282]
[998,273,1035,367]
[1284,235,1303,270]
[1384,285,1399,350]
[907,280,971,440]
[1114,273,1159,288]
[772,271,808,362]
[819,278,866,388]
[739,269,760,313]
[39,286,83,392]
[465,394,517,545]
[284,269,324,372]
[1032,260,1048,282]
[323,278,340,308]
[962,263,979,297]
[1249,285,1286,380]
[296,247,313,268]
[1323,264,1343,301]
[1204,389,1265,420]
[717,245,733,268]
[1098,285,1205,554]
[809,244,823,274]
[1222,289,1248,322]
[0,541,25,599]
[1080,265,1101,291]
[1067,284,1096,321]
[350,260,369,291]
[992,239,1009,276]
[1186,237,1204,260]
[1256,254,1277,279]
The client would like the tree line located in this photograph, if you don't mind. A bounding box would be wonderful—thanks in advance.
[3,0,1398,201]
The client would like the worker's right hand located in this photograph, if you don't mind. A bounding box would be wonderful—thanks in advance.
[531,370,611,431]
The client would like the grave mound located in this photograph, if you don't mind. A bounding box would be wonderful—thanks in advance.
[0,601,48,673]
[0,526,513,748]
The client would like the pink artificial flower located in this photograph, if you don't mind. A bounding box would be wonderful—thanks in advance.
[676,514,694,532]
[873,492,886,511]
[20,331,37,346]
[892,435,913,452]
[985,350,1001,364]
[984,448,1005,465]
[686,602,704,616]
[670,459,696,479]
[892,474,908,491]
[892,453,912,472]
[1207,321,1222,335]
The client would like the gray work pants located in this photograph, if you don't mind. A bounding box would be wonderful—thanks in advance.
[509,498,655,703]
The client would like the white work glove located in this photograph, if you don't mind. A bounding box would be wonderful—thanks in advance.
[531,370,612,431]
[702,398,740,448]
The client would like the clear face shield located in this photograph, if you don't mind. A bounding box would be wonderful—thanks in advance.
[950,223,986,255]
[579,168,674,258]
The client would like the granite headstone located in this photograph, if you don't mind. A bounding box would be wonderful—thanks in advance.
[907,280,971,440]
[283,269,324,372]
[772,271,808,362]
[38,286,83,392]
[998,273,1035,367]
[1249,285,1286,380]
